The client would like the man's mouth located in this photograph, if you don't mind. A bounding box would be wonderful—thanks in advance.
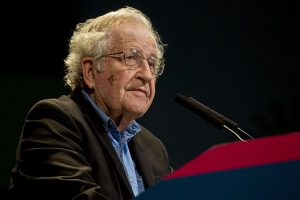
[129,87,148,97]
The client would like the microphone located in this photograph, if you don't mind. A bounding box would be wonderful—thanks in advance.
[175,93,254,141]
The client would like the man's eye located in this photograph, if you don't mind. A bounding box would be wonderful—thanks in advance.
[125,53,139,66]
[148,58,157,68]
[126,54,136,60]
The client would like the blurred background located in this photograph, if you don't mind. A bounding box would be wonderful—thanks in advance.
[1,0,299,197]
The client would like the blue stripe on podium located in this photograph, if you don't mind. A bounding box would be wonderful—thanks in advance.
[135,160,300,200]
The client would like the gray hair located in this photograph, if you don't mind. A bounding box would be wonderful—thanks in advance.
[64,6,165,90]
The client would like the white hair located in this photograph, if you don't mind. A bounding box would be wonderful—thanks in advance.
[64,6,165,90]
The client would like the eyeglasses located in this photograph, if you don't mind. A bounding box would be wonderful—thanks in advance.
[96,48,165,76]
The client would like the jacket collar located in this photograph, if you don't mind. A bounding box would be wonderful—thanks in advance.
[70,88,135,196]
[69,88,156,193]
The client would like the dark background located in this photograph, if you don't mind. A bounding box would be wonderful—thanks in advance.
[1,0,299,197]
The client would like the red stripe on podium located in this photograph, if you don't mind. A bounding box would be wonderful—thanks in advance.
[165,131,300,179]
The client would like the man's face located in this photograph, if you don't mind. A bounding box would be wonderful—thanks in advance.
[93,22,157,123]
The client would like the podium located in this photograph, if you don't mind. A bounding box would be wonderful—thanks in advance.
[135,131,300,200]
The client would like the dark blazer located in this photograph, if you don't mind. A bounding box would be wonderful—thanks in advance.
[9,88,172,200]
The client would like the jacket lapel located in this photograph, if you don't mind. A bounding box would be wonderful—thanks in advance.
[129,133,155,188]
[70,88,134,196]
[96,128,134,195]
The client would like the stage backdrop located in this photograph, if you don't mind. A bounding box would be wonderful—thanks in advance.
[1,1,300,197]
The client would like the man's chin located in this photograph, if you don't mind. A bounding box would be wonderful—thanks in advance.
[125,105,150,118]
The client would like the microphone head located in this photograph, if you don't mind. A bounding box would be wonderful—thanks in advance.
[174,93,188,105]
[175,93,225,129]
[175,93,239,129]
[175,93,254,141]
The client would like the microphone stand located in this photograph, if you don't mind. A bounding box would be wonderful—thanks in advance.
[222,125,254,142]
[175,94,255,142]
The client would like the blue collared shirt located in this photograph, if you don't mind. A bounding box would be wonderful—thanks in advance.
[81,90,145,196]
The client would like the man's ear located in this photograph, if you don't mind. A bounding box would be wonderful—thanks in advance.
[81,57,95,90]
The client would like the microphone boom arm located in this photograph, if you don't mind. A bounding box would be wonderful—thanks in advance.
[175,93,254,142]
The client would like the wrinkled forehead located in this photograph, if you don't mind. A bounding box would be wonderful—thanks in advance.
[108,22,157,53]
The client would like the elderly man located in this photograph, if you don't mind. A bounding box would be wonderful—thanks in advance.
[9,6,172,200]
